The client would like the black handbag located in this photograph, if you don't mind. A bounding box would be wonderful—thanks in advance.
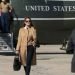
[36,40,40,48]
[13,55,21,71]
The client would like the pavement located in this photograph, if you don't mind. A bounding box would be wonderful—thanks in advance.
[36,45,66,53]
[0,45,75,75]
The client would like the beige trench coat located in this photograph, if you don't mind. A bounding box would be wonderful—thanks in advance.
[16,26,37,66]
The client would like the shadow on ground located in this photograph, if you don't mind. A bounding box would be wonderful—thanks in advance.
[0,52,16,56]
[37,52,73,55]
[0,52,73,56]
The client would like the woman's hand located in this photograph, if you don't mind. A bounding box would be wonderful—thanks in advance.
[15,50,19,54]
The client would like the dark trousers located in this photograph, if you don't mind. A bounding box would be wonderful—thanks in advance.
[24,45,34,75]
[0,16,2,32]
[1,12,10,33]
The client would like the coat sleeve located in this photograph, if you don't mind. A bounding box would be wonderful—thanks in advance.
[16,28,22,51]
[32,28,37,47]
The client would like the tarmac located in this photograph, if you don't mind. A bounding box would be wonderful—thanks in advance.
[0,45,75,75]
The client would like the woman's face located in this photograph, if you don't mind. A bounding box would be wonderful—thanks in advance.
[24,18,31,26]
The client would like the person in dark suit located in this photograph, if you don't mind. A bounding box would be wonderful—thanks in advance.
[0,13,2,32]
[0,3,2,32]
[67,29,75,73]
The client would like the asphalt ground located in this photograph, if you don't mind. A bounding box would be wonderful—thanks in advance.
[0,45,74,75]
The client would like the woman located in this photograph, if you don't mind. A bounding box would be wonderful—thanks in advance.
[0,0,12,33]
[16,17,37,75]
